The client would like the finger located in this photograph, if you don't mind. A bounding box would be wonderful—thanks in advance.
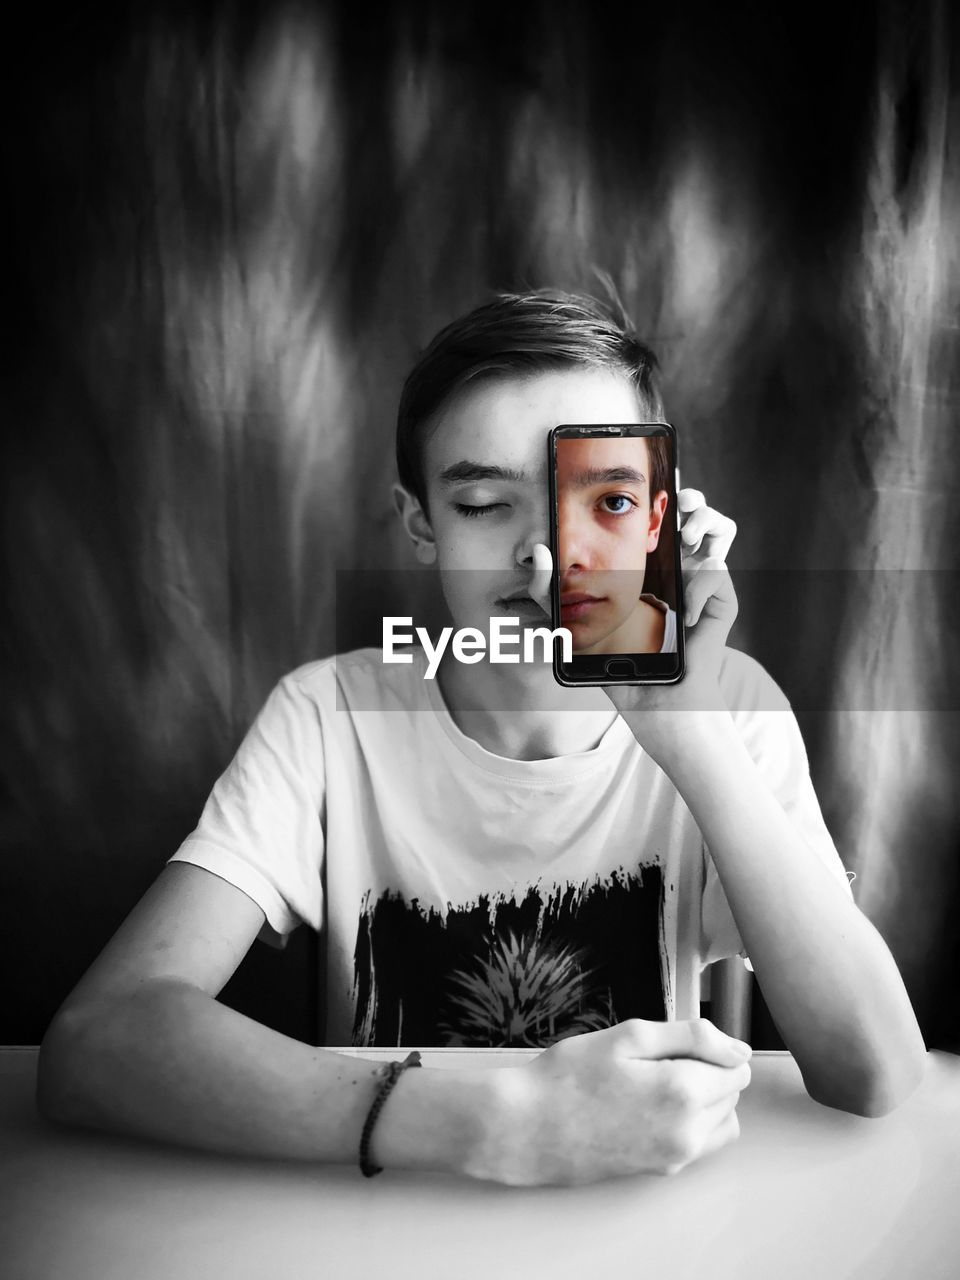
[707,513,737,564]
[697,1105,742,1160]
[699,1081,748,1127]
[678,505,714,552]
[619,1016,752,1068]
[665,1058,752,1108]
[657,1086,743,1176]
[679,507,737,560]
[677,488,706,513]
[684,569,739,658]
[683,559,736,629]
[529,542,553,616]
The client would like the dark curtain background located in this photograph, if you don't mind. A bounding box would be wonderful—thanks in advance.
[2,0,958,1049]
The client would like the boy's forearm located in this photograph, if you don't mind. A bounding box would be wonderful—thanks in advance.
[637,713,926,1115]
[37,979,506,1176]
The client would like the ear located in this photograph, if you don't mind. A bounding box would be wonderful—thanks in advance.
[393,483,437,565]
[646,490,669,552]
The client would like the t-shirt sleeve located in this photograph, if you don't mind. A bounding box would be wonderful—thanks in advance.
[168,671,326,948]
[700,652,855,965]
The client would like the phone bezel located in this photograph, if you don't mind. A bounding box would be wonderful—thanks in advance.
[548,423,685,687]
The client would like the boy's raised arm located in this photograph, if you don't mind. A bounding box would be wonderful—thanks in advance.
[37,862,751,1185]
[638,718,926,1117]
[606,496,927,1117]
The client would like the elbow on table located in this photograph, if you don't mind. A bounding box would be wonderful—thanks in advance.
[36,1005,99,1126]
[803,1044,927,1118]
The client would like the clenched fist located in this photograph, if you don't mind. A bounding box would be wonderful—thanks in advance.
[484,1018,752,1186]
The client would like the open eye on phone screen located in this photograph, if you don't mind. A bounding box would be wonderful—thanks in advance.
[598,494,638,516]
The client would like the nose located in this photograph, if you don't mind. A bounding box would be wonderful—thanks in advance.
[558,497,591,573]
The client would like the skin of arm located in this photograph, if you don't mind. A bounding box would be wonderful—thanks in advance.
[35,864,502,1175]
[604,492,927,1117]
[632,712,927,1117]
[36,863,751,1185]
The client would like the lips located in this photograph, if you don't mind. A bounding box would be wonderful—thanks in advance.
[561,592,605,622]
[560,592,603,606]
[496,594,541,611]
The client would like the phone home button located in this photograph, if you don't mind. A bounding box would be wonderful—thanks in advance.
[604,659,636,678]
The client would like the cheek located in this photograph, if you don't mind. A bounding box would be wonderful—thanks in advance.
[435,530,470,566]
[432,511,479,554]
[604,520,648,568]
[435,518,508,571]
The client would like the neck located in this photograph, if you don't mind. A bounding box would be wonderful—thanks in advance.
[436,654,616,761]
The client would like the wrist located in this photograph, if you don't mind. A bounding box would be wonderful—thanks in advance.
[465,1064,539,1186]
[623,707,738,769]
[371,1063,526,1182]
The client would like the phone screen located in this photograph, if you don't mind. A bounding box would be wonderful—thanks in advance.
[548,424,684,685]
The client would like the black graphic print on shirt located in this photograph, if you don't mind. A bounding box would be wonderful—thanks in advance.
[351,865,667,1047]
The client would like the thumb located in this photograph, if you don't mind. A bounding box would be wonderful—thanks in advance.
[623,1017,752,1068]
[529,542,554,616]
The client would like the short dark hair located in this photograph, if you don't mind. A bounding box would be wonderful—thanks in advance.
[396,289,669,512]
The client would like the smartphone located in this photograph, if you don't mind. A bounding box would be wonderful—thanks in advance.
[548,423,684,686]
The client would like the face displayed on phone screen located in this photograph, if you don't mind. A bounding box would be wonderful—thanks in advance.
[550,426,683,685]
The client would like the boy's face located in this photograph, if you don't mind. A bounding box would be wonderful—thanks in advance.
[409,368,653,637]
[555,436,667,652]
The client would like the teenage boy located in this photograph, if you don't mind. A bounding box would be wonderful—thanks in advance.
[37,292,926,1188]
[556,432,677,653]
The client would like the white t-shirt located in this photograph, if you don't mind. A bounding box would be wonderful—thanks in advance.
[169,646,852,1047]
[640,592,677,653]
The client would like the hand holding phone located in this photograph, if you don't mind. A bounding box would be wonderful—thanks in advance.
[602,489,739,740]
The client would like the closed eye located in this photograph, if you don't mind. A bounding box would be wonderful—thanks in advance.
[453,502,507,518]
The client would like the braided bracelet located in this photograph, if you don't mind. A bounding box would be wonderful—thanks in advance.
[359,1050,422,1177]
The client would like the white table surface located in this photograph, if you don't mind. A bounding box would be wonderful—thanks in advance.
[1,1046,958,1280]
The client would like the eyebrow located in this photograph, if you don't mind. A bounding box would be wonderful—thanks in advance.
[570,466,647,486]
[438,462,528,485]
